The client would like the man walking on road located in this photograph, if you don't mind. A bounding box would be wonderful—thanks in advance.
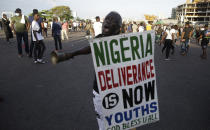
[180,22,193,55]
[11,8,30,58]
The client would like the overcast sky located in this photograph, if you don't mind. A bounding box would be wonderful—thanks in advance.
[0,0,187,19]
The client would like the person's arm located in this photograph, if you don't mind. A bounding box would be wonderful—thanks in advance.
[25,17,30,31]
[33,30,39,42]
[32,23,39,43]
[181,31,185,41]
[198,31,203,40]
[177,31,179,38]
[172,33,175,42]
[11,19,16,34]
[161,32,167,43]
[189,30,193,39]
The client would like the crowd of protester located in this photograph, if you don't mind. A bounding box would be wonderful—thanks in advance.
[0,8,209,64]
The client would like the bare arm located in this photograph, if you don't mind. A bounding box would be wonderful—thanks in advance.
[189,30,193,39]
[11,22,16,34]
[181,32,185,41]
[33,30,39,42]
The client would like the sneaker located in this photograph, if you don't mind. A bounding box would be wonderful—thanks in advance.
[164,58,171,61]
[18,54,23,58]
[34,60,38,64]
[37,59,46,64]
[26,53,30,57]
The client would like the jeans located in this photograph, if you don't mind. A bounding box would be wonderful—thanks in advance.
[181,39,189,53]
[16,32,29,55]
[165,39,173,59]
[34,40,46,60]
[53,35,62,50]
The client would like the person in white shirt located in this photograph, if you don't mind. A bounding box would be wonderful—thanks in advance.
[73,21,77,32]
[138,23,144,32]
[32,13,46,64]
[161,25,175,60]
[93,16,102,37]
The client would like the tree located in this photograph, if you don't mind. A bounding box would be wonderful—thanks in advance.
[51,6,72,20]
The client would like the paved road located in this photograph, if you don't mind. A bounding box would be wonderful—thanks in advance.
[0,31,210,130]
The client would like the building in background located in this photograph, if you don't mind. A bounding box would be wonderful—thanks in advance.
[72,11,77,20]
[171,8,177,19]
[175,0,210,25]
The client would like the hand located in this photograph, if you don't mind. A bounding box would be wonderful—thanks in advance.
[181,39,185,42]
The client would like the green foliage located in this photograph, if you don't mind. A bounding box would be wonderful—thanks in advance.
[51,6,72,20]
[28,6,73,21]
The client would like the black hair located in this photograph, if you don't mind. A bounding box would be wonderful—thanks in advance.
[33,9,38,15]
[15,8,21,13]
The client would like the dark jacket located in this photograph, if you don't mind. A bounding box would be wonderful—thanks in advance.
[52,22,61,37]
[2,18,13,39]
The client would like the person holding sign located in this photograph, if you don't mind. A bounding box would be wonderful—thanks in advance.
[52,11,123,130]
[51,11,159,130]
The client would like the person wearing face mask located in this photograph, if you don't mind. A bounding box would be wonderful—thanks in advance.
[1,14,13,43]
[11,8,30,58]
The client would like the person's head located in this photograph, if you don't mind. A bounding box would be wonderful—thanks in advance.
[148,21,152,25]
[2,14,7,19]
[185,22,190,27]
[53,17,58,22]
[33,9,38,15]
[33,12,40,21]
[102,11,122,36]
[174,25,178,30]
[133,21,136,25]
[204,24,208,30]
[96,16,100,22]
[15,8,22,16]
[140,22,143,26]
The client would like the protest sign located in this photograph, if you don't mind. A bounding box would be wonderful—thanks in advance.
[90,31,159,130]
